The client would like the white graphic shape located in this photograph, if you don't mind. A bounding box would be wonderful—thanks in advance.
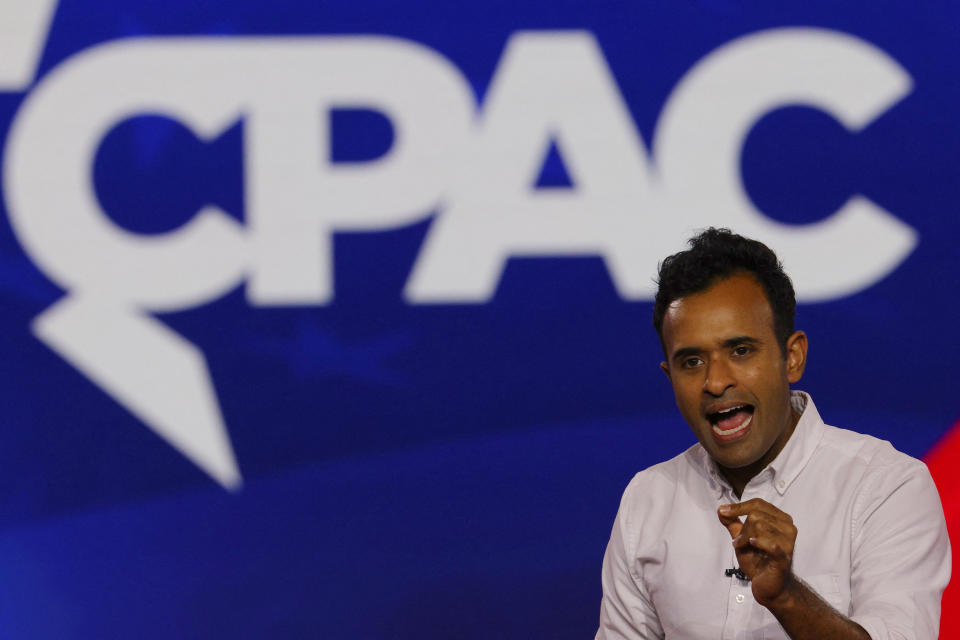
[0,0,58,89]
[654,28,917,301]
[33,295,242,490]
[406,31,656,302]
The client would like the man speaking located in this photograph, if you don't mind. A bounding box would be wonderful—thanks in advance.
[596,229,950,639]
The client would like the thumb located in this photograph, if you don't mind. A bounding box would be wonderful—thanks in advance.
[718,508,743,539]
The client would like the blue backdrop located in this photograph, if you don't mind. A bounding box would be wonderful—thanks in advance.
[0,1,957,637]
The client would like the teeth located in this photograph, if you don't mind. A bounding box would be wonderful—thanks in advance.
[713,413,752,436]
[716,405,745,416]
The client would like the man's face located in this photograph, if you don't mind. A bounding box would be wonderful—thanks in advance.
[659,272,807,484]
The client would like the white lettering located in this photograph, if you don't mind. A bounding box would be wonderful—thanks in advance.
[4,39,249,311]
[5,30,917,310]
[245,37,474,304]
[406,31,657,302]
[653,28,916,300]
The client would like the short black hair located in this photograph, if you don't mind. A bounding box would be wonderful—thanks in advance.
[653,228,796,356]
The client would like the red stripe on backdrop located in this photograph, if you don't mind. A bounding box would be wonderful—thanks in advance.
[924,419,960,640]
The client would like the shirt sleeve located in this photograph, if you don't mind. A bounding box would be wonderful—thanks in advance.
[596,483,665,640]
[847,457,951,640]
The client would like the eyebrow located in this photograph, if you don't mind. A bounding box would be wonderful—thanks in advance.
[670,336,760,362]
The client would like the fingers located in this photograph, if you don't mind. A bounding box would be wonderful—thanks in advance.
[718,498,793,533]
[743,533,791,559]
[730,514,776,545]
[718,510,743,538]
[718,498,797,557]
[719,498,793,525]
[731,519,793,551]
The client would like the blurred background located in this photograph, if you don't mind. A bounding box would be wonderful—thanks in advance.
[0,1,957,637]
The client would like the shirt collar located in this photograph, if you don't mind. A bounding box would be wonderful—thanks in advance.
[695,390,826,497]
[765,391,825,495]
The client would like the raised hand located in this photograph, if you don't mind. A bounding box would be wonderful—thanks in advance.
[718,498,798,607]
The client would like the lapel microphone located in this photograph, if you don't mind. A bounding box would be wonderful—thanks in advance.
[724,568,749,581]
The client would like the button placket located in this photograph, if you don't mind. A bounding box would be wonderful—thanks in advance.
[721,546,754,640]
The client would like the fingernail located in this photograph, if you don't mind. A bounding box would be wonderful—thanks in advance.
[719,505,731,515]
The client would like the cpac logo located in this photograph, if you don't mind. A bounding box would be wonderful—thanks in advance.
[0,9,916,487]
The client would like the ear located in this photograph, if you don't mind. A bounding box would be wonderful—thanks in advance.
[659,361,671,381]
[784,330,808,383]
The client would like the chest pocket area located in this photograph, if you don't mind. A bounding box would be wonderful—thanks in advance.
[754,574,847,640]
[805,573,848,615]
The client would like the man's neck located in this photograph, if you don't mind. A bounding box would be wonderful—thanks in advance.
[721,407,801,499]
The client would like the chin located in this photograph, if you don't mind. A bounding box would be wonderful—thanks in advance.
[711,447,761,470]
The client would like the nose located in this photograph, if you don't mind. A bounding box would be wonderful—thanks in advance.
[703,357,735,397]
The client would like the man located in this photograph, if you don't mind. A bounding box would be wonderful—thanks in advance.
[596,228,950,639]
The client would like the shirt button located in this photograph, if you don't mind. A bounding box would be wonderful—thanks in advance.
[735,594,745,603]
[777,480,785,489]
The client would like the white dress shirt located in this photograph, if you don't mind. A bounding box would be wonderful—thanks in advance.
[597,392,950,640]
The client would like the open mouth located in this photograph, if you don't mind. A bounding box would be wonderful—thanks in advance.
[706,404,755,440]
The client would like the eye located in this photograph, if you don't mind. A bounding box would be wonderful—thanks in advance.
[681,356,703,369]
[732,345,753,357]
